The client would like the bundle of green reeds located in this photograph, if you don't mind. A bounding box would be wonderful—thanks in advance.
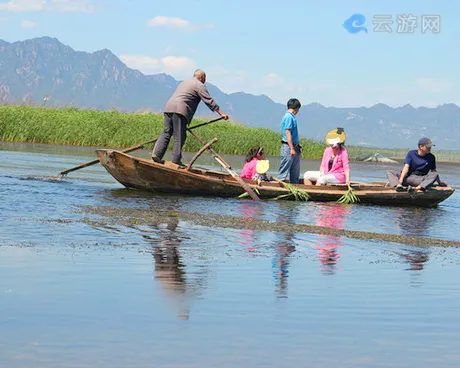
[271,180,310,201]
[337,185,360,204]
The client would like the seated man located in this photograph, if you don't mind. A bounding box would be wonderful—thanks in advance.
[386,137,447,192]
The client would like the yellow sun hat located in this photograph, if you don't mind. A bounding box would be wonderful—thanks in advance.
[256,160,270,174]
[325,127,346,146]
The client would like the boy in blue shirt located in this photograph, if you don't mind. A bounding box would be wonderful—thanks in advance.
[386,137,447,192]
[277,98,302,183]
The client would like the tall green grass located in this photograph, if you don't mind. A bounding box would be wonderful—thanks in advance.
[2,105,459,162]
[0,105,325,159]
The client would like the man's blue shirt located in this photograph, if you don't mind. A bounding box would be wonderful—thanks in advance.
[280,112,299,144]
[404,150,436,175]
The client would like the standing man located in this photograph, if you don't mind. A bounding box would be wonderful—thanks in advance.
[386,137,448,192]
[151,69,229,166]
[277,98,302,183]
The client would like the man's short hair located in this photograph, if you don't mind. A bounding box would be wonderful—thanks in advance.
[287,98,301,110]
[194,69,206,78]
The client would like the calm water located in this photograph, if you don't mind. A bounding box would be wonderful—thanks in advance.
[1,142,460,368]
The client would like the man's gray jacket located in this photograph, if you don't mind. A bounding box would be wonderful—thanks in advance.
[164,78,220,122]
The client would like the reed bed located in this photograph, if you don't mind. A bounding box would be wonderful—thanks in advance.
[0,105,325,158]
[2,105,459,161]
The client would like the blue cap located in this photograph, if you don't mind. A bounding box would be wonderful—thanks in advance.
[418,137,435,148]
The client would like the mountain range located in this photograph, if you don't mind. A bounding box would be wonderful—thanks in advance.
[0,36,459,150]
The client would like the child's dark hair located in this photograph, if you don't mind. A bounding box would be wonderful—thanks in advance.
[245,146,264,162]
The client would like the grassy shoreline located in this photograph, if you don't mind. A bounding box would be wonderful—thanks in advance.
[1,105,459,162]
[0,105,328,158]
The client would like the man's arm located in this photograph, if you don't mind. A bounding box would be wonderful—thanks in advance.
[398,164,410,185]
[430,155,447,185]
[215,108,229,120]
[198,85,228,120]
[285,129,296,157]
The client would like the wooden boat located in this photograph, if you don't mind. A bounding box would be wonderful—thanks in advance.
[96,149,455,207]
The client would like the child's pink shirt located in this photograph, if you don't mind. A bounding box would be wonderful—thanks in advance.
[241,158,258,179]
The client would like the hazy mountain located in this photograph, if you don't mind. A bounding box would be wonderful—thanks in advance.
[1,36,459,150]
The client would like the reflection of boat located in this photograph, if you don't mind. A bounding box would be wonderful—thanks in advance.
[96,149,455,207]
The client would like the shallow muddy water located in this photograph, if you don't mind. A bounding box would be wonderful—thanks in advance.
[1,142,460,368]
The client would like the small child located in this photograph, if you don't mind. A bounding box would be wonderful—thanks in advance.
[240,147,272,182]
[241,146,265,179]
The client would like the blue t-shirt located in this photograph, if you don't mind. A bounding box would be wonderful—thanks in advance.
[280,112,299,144]
[404,149,436,175]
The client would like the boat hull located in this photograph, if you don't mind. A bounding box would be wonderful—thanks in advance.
[96,149,455,207]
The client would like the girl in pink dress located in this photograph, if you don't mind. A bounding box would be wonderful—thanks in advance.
[241,146,267,180]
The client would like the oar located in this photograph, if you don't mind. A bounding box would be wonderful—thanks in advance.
[186,127,260,201]
[57,116,225,178]
[188,116,224,130]
[58,137,158,177]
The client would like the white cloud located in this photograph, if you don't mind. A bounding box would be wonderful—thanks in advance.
[147,16,213,32]
[0,17,9,23]
[204,67,312,104]
[0,0,96,13]
[119,54,197,79]
[20,19,36,28]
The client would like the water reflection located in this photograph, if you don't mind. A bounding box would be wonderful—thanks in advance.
[397,249,429,271]
[138,207,210,320]
[313,204,350,275]
[393,207,432,278]
[394,207,439,238]
[272,204,298,299]
[236,202,263,255]
[272,243,296,298]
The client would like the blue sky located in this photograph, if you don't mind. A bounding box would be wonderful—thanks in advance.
[0,0,458,108]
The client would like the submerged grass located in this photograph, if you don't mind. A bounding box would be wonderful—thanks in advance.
[0,105,325,159]
[69,205,460,248]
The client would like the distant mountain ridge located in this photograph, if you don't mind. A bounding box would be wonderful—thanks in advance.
[1,36,459,150]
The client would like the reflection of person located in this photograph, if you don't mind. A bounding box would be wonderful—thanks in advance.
[151,69,229,166]
[304,128,350,186]
[277,98,302,184]
[272,244,296,298]
[398,250,429,271]
[313,204,349,275]
[393,207,432,274]
[154,240,189,318]
[236,202,263,254]
[395,207,437,238]
[147,216,209,320]
[272,206,299,298]
[386,137,447,192]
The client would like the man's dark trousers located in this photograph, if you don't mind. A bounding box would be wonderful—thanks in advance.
[386,170,439,189]
[153,112,189,164]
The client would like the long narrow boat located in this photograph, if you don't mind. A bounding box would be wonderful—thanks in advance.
[96,149,455,207]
